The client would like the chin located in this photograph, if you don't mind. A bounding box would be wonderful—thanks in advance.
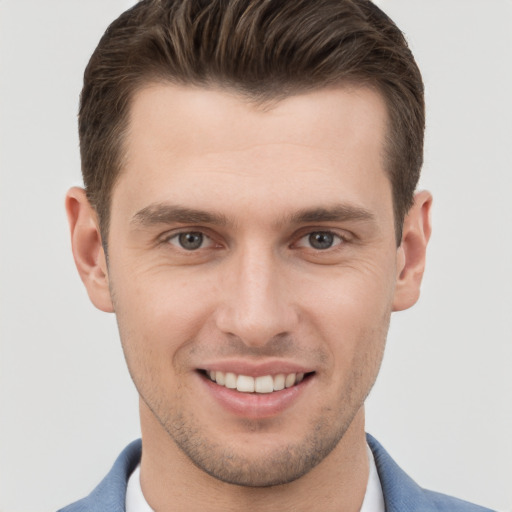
[161,407,351,488]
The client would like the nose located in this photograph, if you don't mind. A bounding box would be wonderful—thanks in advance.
[214,245,299,348]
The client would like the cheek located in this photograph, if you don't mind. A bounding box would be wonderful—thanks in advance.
[110,267,218,376]
[297,258,395,371]
[301,255,396,321]
[113,261,217,324]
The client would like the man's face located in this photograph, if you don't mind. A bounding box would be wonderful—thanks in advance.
[106,84,402,486]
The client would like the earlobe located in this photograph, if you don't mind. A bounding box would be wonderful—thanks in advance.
[65,187,114,313]
[392,190,433,312]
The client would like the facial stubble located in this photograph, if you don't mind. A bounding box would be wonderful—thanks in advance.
[111,278,390,488]
[133,345,386,488]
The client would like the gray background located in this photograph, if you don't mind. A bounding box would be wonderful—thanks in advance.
[1,1,511,510]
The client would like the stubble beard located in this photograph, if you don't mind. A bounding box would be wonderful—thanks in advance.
[116,287,391,488]
[143,342,386,488]
[144,394,359,488]
[129,334,387,488]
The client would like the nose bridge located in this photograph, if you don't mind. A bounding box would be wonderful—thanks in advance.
[216,241,297,346]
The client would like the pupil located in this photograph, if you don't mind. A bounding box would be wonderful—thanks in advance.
[179,232,203,250]
[309,232,333,250]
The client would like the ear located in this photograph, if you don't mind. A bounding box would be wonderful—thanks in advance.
[65,187,114,313]
[392,190,433,312]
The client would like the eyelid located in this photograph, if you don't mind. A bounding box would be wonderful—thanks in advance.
[159,228,219,249]
[293,228,352,248]
[296,232,342,249]
[157,226,352,251]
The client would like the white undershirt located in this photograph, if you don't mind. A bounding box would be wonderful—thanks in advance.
[360,444,386,512]
[126,465,153,512]
[126,444,385,512]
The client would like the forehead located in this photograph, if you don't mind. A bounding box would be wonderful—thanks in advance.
[125,82,388,161]
[114,83,392,226]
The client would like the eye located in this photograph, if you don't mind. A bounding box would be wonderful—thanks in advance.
[167,231,212,251]
[297,231,343,250]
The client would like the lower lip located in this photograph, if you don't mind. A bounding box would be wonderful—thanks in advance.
[200,373,312,419]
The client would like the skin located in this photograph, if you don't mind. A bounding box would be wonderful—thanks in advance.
[67,84,432,512]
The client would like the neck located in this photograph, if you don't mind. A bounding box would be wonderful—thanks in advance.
[139,401,369,512]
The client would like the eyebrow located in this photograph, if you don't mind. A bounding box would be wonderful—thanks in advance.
[131,204,228,227]
[131,202,375,228]
[287,205,376,225]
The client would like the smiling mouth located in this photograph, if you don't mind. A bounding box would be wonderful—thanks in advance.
[201,370,313,394]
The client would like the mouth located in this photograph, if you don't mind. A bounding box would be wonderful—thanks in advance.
[200,370,314,394]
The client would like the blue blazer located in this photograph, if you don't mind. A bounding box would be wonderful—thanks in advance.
[58,434,495,511]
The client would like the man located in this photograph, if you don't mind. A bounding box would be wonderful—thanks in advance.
[60,0,494,511]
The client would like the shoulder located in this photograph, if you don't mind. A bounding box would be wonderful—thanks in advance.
[366,434,496,512]
[58,436,495,512]
[57,439,142,512]
[424,488,497,512]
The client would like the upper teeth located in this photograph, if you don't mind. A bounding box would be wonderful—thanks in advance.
[206,371,305,393]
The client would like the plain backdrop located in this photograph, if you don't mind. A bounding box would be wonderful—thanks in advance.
[1,1,511,511]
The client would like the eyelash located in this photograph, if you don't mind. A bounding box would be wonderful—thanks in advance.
[164,231,217,251]
[295,231,345,250]
[161,229,349,252]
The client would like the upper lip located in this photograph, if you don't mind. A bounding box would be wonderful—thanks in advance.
[198,359,314,377]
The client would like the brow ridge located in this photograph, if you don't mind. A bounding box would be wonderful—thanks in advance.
[287,205,375,225]
[132,204,228,226]
[131,202,375,229]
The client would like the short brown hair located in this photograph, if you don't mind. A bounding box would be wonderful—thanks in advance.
[79,0,424,245]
